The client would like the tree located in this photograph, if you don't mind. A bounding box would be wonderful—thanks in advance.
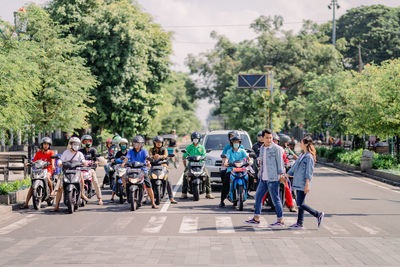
[334,5,400,69]
[148,72,201,136]
[25,5,97,133]
[48,0,172,138]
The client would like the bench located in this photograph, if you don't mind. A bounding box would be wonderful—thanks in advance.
[0,153,27,182]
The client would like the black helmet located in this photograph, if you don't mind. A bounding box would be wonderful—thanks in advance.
[257,131,263,137]
[191,132,201,141]
[279,134,290,144]
[40,137,52,149]
[153,136,164,146]
[289,140,296,146]
[228,130,238,139]
[230,135,242,143]
[132,135,145,144]
[273,132,280,141]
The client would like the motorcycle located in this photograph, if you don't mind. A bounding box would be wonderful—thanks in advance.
[183,151,207,201]
[29,160,54,210]
[114,163,126,204]
[81,154,100,204]
[148,155,174,205]
[286,153,296,199]
[60,160,89,214]
[124,161,147,211]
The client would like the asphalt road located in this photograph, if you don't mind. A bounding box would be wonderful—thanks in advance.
[0,163,399,266]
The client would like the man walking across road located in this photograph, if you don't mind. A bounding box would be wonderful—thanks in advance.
[245,129,286,227]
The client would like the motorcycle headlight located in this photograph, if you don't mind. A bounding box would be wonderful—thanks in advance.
[129,178,139,184]
[235,162,243,168]
[152,173,157,179]
[117,168,127,176]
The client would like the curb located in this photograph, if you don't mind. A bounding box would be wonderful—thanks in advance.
[317,162,400,187]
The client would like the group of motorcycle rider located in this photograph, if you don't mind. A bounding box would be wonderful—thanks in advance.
[20,129,305,216]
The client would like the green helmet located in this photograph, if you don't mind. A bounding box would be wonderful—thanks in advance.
[112,135,121,145]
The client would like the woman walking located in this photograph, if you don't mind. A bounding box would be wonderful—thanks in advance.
[286,135,324,229]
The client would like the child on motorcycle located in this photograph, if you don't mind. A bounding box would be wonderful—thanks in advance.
[79,135,103,205]
[149,136,178,204]
[219,135,250,208]
[21,137,55,209]
[180,132,214,199]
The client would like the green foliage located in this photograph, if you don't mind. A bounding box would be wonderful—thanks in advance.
[337,149,363,166]
[372,154,398,170]
[148,72,201,136]
[0,4,96,133]
[0,178,31,195]
[48,0,172,138]
[321,146,346,161]
[186,16,342,131]
[335,5,400,70]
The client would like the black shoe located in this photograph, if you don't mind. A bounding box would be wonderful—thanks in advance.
[219,202,226,208]
[317,212,325,228]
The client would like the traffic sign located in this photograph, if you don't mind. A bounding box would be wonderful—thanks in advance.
[237,74,267,89]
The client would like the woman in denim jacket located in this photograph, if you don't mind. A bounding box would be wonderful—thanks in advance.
[286,135,324,229]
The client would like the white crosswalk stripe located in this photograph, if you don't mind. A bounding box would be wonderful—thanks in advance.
[143,216,167,233]
[352,222,385,235]
[0,214,36,235]
[104,216,135,233]
[179,216,198,234]
[323,219,350,235]
[216,216,235,233]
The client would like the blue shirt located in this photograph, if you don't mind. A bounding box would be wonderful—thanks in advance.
[126,148,149,171]
[225,148,248,173]
[222,144,244,155]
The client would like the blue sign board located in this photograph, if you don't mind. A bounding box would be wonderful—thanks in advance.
[237,74,267,89]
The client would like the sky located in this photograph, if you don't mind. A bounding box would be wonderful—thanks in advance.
[1,0,399,127]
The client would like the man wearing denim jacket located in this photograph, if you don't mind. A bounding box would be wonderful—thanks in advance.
[245,129,286,227]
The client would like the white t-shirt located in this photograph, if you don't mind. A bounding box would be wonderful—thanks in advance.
[262,145,269,180]
[61,149,85,163]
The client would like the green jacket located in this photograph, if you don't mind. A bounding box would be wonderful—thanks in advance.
[183,143,206,158]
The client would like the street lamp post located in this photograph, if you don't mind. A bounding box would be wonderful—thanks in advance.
[264,65,273,129]
[328,0,340,46]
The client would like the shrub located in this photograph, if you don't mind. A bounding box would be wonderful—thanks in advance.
[337,149,363,166]
[0,178,31,195]
[372,154,398,169]
[324,146,345,161]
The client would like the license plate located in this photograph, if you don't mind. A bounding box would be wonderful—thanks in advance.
[190,162,203,166]
[233,167,246,172]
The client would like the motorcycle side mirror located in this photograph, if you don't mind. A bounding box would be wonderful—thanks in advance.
[168,154,175,158]
[220,154,227,159]
[181,150,186,153]
[206,149,211,153]
[246,149,254,153]
[51,155,60,159]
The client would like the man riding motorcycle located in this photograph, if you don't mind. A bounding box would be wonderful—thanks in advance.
[79,135,103,205]
[122,135,158,209]
[219,135,250,208]
[21,137,55,209]
[220,131,244,189]
[110,138,129,202]
[149,136,178,204]
[180,132,215,199]
[103,138,114,188]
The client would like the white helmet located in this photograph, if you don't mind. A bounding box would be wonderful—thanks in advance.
[69,137,81,151]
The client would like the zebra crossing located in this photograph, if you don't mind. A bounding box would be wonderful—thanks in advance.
[0,212,391,237]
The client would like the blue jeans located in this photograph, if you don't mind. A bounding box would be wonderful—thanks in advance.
[254,180,283,219]
[296,190,319,226]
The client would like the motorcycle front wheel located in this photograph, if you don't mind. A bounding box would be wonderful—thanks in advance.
[32,187,42,210]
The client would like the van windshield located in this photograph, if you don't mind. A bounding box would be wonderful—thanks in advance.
[204,134,251,151]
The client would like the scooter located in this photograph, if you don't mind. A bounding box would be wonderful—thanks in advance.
[124,161,146,211]
[183,152,207,201]
[60,160,90,214]
[114,163,126,204]
[148,155,174,205]
[29,160,54,210]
